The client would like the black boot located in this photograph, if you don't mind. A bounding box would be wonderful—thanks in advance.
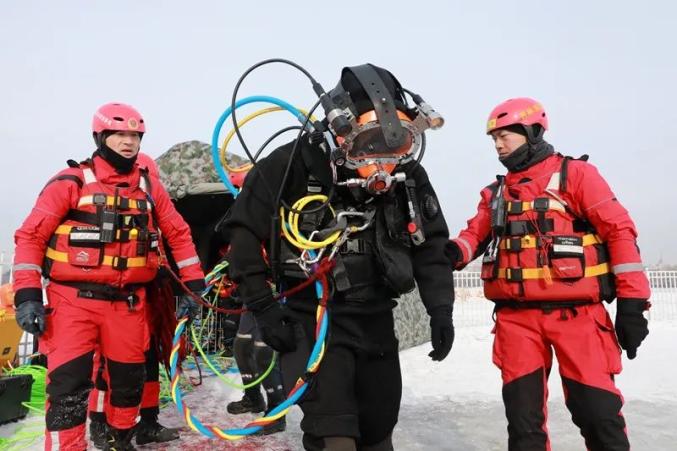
[226,391,266,414]
[89,417,109,449]
[254,389,286,436]
[103,427,136,451]
[253,411,286,435]
[135,418,181,445]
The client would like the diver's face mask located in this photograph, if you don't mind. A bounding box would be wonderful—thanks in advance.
[335,110,416,195]
[327,64,443,195]
[341,110,420,170]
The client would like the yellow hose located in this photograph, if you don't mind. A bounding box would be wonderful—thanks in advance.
[281,195,341,250]
[220,107,317,173]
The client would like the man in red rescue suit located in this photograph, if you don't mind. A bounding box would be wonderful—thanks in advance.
[13,103,204,451]
[446,97,651,451]
[86,152,181,448]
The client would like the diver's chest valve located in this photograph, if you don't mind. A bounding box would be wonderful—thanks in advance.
[337,171,406,196]
[337,172,425,246]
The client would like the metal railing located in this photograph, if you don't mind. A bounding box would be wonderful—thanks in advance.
[2,251,676,363]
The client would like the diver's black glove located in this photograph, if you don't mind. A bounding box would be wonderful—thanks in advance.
[445,240,462,269]
[252,300,297,353]
[428,305,454,361]
[177,291,201,325]
[15,300,46,336]
[615,299,649,359]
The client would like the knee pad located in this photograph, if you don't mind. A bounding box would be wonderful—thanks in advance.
[107,360,145,408]
[46,387,90,430]
[46,351,94,430]
[562,376,625,427]
[47,351,94,398]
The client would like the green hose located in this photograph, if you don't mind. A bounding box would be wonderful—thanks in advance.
[6,364,47,413]
[0,425,43,450]
[190,324,276,390]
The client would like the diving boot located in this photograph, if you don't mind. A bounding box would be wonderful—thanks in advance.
[135,418,181,445]
[89,417,109,449]
[103,427,136,451]
[253,413,286,435]
[226,392,266,414]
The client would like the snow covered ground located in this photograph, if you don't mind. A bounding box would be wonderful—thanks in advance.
[3,321,676,450]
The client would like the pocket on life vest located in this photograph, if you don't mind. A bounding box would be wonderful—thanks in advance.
[550,257,584,279]
[67,226,103,267]
[550,235,585,279]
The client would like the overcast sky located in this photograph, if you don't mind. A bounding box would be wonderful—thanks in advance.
[1,1,675,265]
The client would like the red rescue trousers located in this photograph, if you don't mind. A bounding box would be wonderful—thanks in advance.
[492,303,628,451]
[88,336,161,424]
[41,283,148,451]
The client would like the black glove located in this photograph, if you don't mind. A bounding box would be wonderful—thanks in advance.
[15,301,46,336]
[615,299,649,359]
[428,305,454,361]
[445,240,462,269]
[253,301,297,353]
[177,291,201,325]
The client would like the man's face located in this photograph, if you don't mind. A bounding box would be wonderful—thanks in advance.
[105,131,141,158]
[490,128,527,160]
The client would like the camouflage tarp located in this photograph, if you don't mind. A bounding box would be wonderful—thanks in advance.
[156,140,248,200]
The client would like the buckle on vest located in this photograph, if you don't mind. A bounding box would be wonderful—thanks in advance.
[117,229,130,243]
[533,198,550,212]
[505,237,522,252]
[507,202,523,215]
[112,256,128,270]
[505,267,523,282]
[117,197,130,210]
[93,193,107,206]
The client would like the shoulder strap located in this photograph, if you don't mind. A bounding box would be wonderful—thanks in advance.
[41,163,86,193]
[490,175,507,234]
[139,167,151,195]
[559,154,589,193]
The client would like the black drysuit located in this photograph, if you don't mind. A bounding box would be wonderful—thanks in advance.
[226,136,453,448]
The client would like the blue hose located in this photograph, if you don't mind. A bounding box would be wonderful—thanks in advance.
[211,95,312,197]
[225,249,328,436]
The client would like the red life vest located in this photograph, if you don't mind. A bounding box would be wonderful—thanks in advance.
[480,157,616,303]
[43,163,161,287]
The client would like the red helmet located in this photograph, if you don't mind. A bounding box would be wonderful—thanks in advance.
[92,102,146,134]
[486,97,548,134]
